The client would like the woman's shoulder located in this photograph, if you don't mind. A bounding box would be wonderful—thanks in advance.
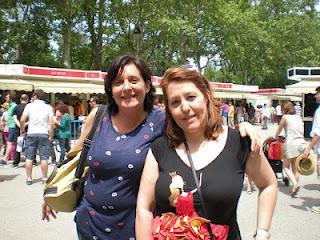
[150,135,172,161]
[63,114,71,120]
[227,127,240,138]
[284,114,300,121]
[147,107,166,131]
[150,135,172,152]
[149,107,165,120]
[227,127,251,148]
[151,135,168,147]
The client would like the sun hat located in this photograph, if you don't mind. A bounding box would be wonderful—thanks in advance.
[295,154,316,176]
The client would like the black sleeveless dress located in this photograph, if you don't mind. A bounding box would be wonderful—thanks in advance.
[151,128,251,240]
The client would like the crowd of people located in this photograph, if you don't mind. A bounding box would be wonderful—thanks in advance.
[220,100,303,131]
[0,90,103,185]
[0,53,319,239]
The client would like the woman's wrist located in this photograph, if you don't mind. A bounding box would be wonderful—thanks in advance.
[253,228,270,239]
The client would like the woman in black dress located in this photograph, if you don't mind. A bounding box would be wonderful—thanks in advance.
[136,67,277,240]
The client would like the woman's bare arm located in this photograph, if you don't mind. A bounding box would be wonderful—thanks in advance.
[136,150,159,240]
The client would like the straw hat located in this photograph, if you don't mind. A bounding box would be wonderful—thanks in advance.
[294,154,316,176]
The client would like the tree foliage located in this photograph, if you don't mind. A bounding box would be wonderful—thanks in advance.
[0,0,319,87]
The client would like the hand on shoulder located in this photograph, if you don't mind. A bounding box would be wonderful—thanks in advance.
[238,122,260,153]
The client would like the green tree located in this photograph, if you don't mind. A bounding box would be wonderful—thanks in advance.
[46,0,82,68]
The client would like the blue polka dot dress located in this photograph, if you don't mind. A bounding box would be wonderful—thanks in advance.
[75,107,165,240]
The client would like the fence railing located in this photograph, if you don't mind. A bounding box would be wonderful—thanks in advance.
[71,120,83,140]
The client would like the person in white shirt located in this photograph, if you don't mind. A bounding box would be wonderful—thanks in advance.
[275,101,306,197]
[303,86,320,214]
[261,104,270,130]
[294,102,302,117]
[275,103,282,124]
[20,89,54,185]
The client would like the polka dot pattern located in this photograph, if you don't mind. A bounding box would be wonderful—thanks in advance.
[89,210,96,217]
[75,109,165,239]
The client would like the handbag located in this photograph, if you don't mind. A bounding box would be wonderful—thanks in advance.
[152,142,229,240]
[43,105,107,212]
[16,135,25,152]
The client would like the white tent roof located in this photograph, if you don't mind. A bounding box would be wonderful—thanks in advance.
[286,81,320,94]
[213,91,267,100]
[0,79,35,91]
[0,79,105,94]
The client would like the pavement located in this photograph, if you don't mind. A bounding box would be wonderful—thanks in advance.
[0,124,319,240]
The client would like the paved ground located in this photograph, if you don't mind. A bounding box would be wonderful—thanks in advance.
[0,124,319,240]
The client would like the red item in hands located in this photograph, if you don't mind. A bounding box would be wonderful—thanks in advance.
[152,192,229,240]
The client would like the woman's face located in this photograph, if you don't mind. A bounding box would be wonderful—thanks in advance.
[111,64,150,112]
[167,80,208,135]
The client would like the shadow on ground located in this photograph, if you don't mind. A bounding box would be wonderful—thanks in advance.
[276,183,320,212]
[290,197,320,212]
[0,174,20,182]
[303,184,320,191]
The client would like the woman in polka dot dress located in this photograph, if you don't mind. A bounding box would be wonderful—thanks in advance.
[42,55,258,240]
[43,54,165,240]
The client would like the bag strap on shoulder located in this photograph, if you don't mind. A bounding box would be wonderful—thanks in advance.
[86,104,107,142]
[74,105,107,180]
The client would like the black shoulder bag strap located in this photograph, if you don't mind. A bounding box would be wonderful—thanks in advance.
[184,141,214,240]
[74,105,107,181]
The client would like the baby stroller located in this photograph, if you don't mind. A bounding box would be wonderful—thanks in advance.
[262,136,289,186]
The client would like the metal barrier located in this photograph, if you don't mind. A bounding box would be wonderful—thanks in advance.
[71,120,83,140]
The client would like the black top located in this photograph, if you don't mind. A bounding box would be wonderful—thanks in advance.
[151,128,251,240]
[13,103,27,130]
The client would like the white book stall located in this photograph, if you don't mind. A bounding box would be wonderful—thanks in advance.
[286,67,320,137]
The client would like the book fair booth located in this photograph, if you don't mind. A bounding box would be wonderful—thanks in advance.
[0,64,106,106]
[1,64,312,137]
[152,77,265,104]
[252,88,302,105]
[0,64,108,139]
[1,64,309,108]
[286,67,320,137]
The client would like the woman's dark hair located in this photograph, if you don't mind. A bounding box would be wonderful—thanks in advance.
[90,96,99,104]
[161,67,223,147]
[5,90,16,101]
[282,101,296,115]
[105,54,155,114]
[58,104,69,114]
